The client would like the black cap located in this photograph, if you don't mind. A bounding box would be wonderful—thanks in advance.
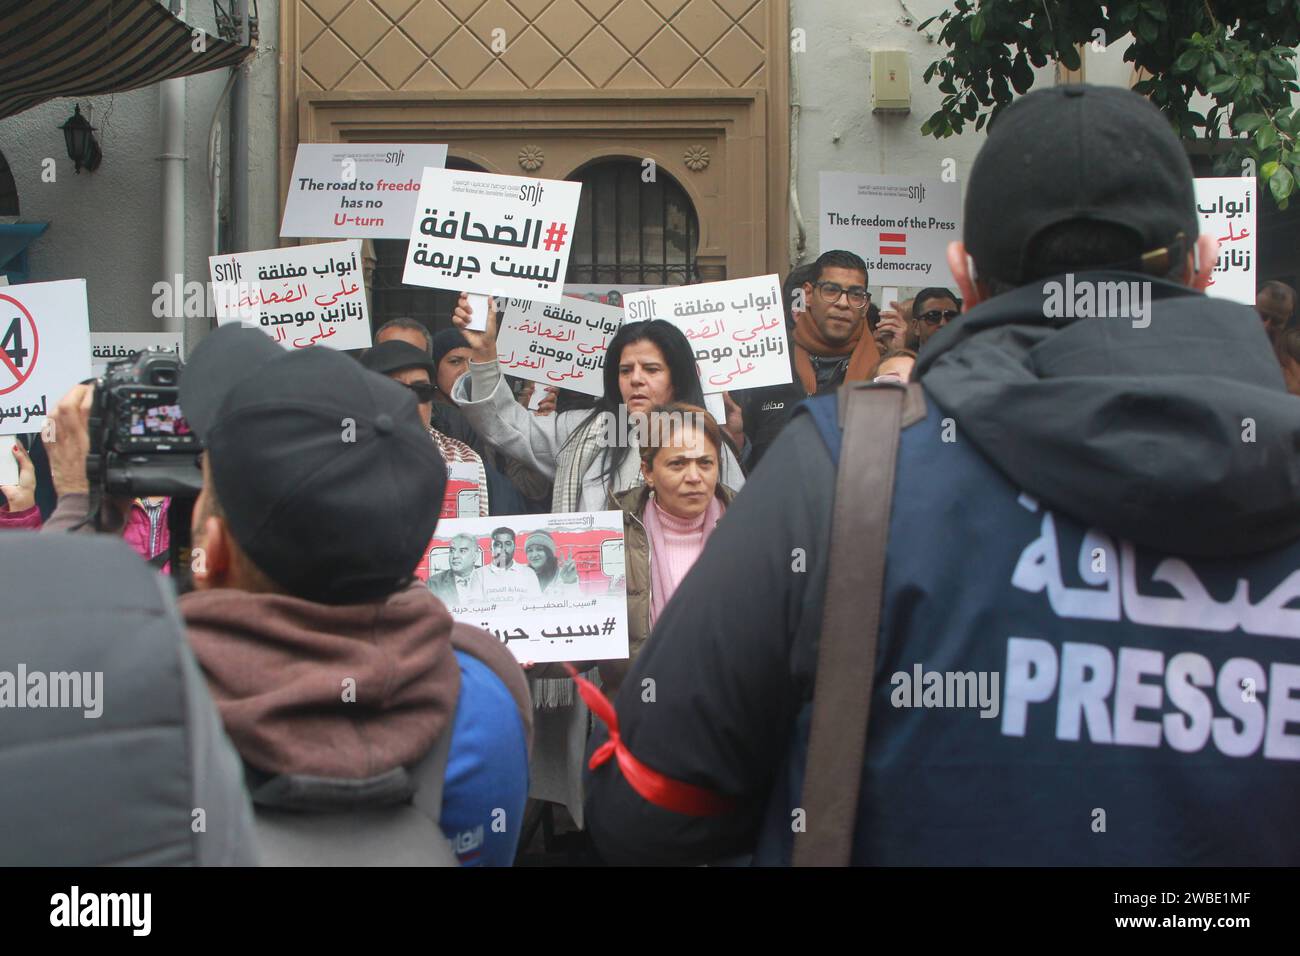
[180,325,446,604]
[360,339,436,378]
[965,84,1198,285]
[431,328,471,370]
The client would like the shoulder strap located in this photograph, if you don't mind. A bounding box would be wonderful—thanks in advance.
[792,382,922,867]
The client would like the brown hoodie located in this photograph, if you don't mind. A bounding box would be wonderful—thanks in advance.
[181,582,531,779]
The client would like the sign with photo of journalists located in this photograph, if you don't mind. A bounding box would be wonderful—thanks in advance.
[0,278,91,436]
[623,275,791,394]
[401,168,581,305]
[819,172,961,285]
[494,296,624,398]
[209,240,372,352]
[90,333,184,377]
[280,143,448,239]
[1194,177,1256,306]
[415,511,630,665]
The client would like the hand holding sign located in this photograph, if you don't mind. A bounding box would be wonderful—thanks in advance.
[452,292,500,363]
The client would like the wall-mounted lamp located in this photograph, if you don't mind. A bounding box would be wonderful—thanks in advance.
[60,105,102,174]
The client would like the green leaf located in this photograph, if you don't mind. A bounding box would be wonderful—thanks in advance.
[1174,49,1201,72]
[918,15,938,31]
[1060,42,1081,72]
[1212,51,1229,73]
[1257,124,1280,150]
[1207,74,1238,94]
[1269,164,1295,202]
[1010,53,1033,93]
[1198,60,1215,88]
[971,10,986,43]
[1138,16,1158,44]
[1267,57,1298,79]
[1262,160,1281,180]
[1235,112,1269,133]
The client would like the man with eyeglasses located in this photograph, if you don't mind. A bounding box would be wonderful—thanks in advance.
[735,251,880,470]
[911,287,962,349]
[362,340,491,518]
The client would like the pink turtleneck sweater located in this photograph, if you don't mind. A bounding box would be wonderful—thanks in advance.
[651,498,709,598]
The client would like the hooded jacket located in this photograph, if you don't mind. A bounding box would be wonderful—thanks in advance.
[181,583,533,866]
[584,274,1300,866]
[0,534,257,865]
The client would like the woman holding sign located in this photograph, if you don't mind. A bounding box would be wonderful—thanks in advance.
[450,294,745,513]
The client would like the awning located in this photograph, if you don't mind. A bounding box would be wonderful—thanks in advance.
[0,0,254,121]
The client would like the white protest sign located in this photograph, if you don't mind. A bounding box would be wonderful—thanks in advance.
[564,283,660,305]
[0,435,18,487]
[0,279,92,436]
[417,511,630,664]
[90,332,183,377]
[209,240,371,351]
[820,173,961,284]
[495,296,623,398]
[402,168,581,305]
[281,144,448,239]
[1194,177,1256,306]
[624,275,790,394]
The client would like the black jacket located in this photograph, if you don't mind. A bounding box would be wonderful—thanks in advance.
[583,274,1300,865]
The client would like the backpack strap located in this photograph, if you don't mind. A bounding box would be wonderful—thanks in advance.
[792,381,923,867]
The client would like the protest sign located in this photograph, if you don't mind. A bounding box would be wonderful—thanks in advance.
[415,511,629,665]
[280,144,447,239]
[0,435,18,486]
[209,240,371,351]
[402,169,581,305]
[820,173,961,285]
[1194,177,1255,306]
[90,332,183,377]
[624,275,790,393]
[495,296,623,398]
[443,461,482,519]
[0,279,91,436]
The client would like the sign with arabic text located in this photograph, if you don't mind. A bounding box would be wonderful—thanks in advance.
[495,296,623,398]
[0,279,91,436]
[90,332,183,377]
[209,240,371,351]
[623,275,791,393]
[1194,177,1255,306]
[415,511,629,665]
[401,168,581,305]
[280,143,447,239]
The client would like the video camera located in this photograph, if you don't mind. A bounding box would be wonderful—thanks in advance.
[85,348,201,586]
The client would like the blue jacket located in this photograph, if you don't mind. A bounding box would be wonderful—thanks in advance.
[584,275,1300,865]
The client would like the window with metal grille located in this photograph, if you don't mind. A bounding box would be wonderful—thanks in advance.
[369,156,702,335]
[567,158,699,287]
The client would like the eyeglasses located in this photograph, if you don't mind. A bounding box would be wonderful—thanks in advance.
[814,281,870,310]
[918,309,960,325]
[403,381,437,404]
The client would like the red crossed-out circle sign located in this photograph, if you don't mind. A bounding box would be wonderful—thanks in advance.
[0,293,39,396]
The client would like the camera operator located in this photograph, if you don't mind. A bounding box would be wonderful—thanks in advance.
[40,326,533,866]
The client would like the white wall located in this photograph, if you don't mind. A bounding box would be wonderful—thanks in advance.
[0,1,279,344]
[788,0,1130,297]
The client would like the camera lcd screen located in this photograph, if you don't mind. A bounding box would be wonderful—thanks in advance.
[129,403,192,438]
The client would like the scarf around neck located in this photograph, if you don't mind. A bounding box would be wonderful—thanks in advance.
[643,492,726,627]
[792,309,880,395]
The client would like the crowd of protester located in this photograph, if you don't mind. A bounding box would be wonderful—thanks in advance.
[3,83,1299,868]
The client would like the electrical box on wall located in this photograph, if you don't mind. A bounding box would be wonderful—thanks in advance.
[871,50,911,113]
